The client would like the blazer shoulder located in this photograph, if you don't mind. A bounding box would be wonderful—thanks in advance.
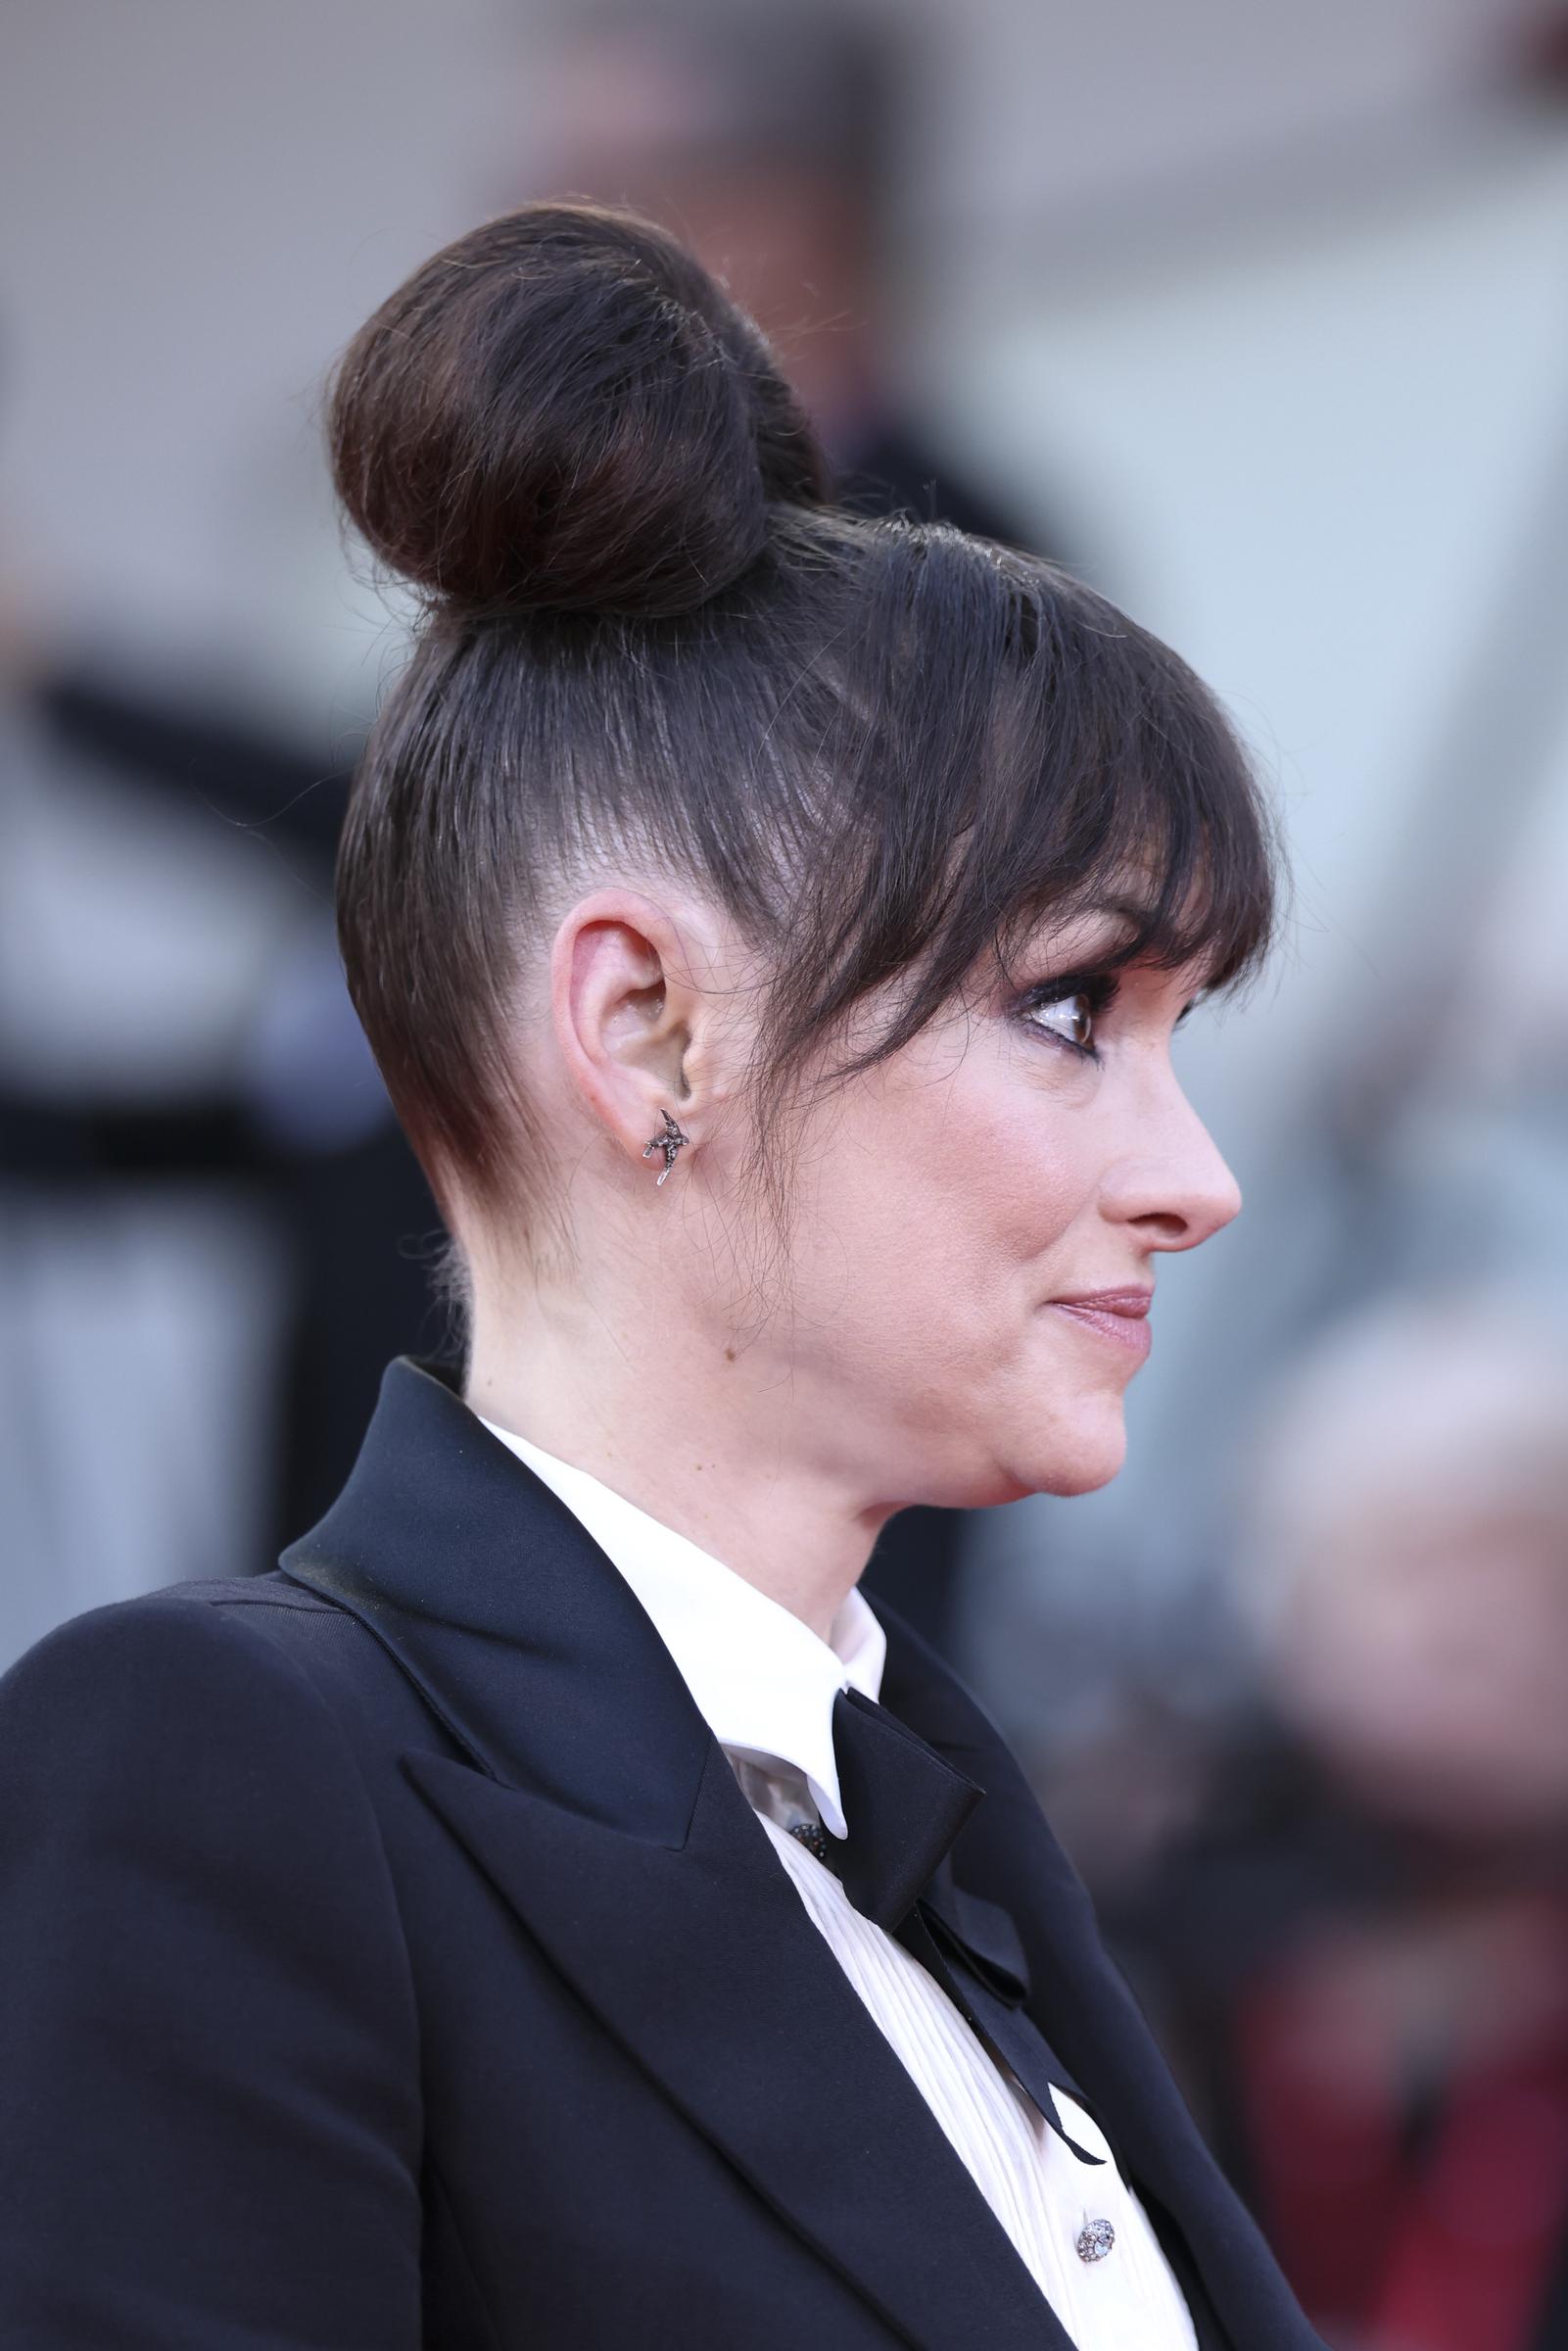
[0,1570,339,1730]
[0,1589,426,2346]
[0,1573,423,2038]
[0,1574,391,1834]
[1,1568,451,1776]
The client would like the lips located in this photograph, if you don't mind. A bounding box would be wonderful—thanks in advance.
[1052,1288,1153,1316]
[1046,1287,1154,1359]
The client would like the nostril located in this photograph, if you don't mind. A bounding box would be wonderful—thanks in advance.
[1133,1212,1190,1246]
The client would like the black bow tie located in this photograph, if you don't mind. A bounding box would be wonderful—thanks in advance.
[815,1687,1107,2169]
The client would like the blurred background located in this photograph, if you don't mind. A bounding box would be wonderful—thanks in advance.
[5,4,1568,2345]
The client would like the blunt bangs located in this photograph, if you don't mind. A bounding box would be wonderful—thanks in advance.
[758,522,1279,1098]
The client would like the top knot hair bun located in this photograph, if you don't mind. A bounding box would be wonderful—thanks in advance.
[328,202,831,621]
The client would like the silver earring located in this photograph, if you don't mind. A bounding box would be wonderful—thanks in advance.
[641,1107,690,1186]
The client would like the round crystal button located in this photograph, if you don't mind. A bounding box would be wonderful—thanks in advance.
[1075,2217,1116,2263]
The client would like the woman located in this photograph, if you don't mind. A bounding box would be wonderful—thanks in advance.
[0,205,1322,2349]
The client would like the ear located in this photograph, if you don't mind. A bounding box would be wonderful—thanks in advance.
[547,888,725,1182]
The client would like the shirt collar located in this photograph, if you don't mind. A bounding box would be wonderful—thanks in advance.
[476,1413,884,1840]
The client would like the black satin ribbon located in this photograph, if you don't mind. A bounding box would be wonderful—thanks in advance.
[825,1688,1107,2168]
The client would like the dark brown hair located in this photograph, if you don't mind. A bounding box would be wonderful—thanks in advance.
[329,202,1277,1257]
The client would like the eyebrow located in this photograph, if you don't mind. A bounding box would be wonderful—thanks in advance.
[1077,886,1236,979]
[1012,903,1144,965]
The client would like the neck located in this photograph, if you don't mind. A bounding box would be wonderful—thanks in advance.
[462,1283,897,1643]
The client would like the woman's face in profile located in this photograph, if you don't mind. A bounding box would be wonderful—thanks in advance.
[762,911,1242,1510]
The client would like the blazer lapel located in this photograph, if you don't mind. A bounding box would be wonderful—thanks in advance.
[401,1742,1069,2351]
[279,1358,1068,2351]
[879,1620,1330,2351]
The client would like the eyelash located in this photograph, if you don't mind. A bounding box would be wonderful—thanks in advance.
[1017,971,1119,1061]
[1016,973,1201,1061]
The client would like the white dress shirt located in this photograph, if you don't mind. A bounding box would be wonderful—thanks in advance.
[479,1412,1199,2351]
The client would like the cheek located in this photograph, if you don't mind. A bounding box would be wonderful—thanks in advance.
[791,1040,1096,1334]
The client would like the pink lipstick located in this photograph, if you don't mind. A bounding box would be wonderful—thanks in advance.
[1047,1287,1154,1359]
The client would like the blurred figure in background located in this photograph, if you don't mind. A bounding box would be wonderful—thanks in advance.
[518,0,1056,551]
[1109,1292,1568,2351]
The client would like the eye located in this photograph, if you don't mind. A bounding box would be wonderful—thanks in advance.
[1028,991,1096,1052]
[1020,977,1112,1059]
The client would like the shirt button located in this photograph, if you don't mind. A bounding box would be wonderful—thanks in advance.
[1075,2217,1117,2263]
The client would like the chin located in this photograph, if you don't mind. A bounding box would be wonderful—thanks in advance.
[982,1391,1128,1505]
[939,1394,1129,1508]
[1030,1407,1128,1498]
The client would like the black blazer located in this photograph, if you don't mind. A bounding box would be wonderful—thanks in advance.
[0,1356,1326,2350]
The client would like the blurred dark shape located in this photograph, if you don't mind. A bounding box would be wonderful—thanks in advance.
[38,670,349,858]
[1097,1294,1568,2351]
[1508,6,1568,98]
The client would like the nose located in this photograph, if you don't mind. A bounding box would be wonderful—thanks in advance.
[1101,1079,1243,1254]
